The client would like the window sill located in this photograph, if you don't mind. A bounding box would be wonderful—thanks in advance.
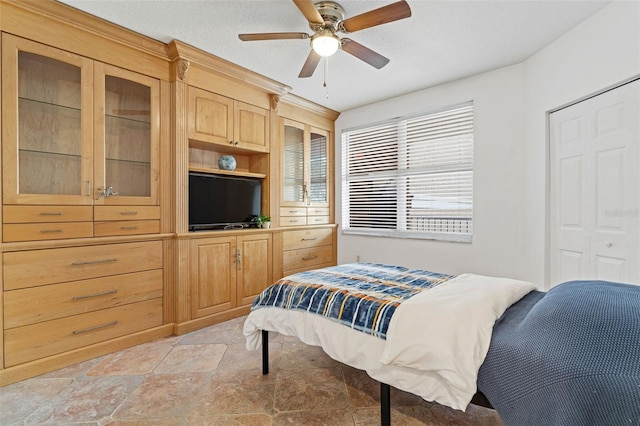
[342,229,472,243]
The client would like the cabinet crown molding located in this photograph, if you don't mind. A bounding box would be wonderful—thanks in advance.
[167,39,291,97]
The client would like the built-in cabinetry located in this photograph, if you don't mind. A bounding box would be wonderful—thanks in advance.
[0,2,172,386]
[189,86,269,153]
[280,118,332,226]
[190,233,272,318]
[3,241,163,367]
[0,0,338,386]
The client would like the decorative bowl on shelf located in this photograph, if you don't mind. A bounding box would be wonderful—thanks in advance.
[218,155,237,171]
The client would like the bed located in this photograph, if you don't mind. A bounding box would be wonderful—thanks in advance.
[243,263,640,425]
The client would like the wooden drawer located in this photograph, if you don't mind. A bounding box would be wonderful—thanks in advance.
[280,216,307,227]
[4,298,163,367]
[3,205,93,223]
[3,222,93,242]
[3,240,163,290]
[280,207,306,217]
[94,220,160,237]
[283,227,333,251]
[94,206,160,221]
[283,244,333,272]
[4,269,163,329]
[307,216,330,225]
[307,207,329,216]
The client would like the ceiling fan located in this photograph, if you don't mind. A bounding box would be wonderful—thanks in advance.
[238,0,412,78]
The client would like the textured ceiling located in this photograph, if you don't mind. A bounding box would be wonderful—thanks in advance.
[57,0,611,112]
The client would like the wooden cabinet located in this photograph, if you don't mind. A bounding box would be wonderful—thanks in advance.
[189,86,269,153]
[280,226,336,277]
[2,241,163,367]
[189,233,272,319]
[280,118,331,226]
[1,34,160,242]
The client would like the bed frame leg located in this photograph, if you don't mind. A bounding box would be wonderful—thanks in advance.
[261,330,269,375]
[380,382,391,426]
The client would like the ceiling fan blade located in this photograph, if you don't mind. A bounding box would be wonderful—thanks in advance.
[238,32,309,41]
[298,50,322,78]
[340,0,412,33]
[292,0,324,25]
[341,38,390,69]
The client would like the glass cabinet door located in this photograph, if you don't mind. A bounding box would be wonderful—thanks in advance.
[2,35,93,205]
[282,121,305,204]
[94,63,159,205]
[309,129,329,205]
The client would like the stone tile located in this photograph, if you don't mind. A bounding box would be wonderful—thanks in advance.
[274,368,350,412]
[272,409,355,425]
[153,344,227,374]
[342,365,379,408]
[180,316,247,345]
[87,342,173,376]
[187,413,272,426]
[186,369,276,417]
[113,373,209,421]
[278,340,340,370]
[429,402,504,426]
[25,375,142,424]
[0,378,73,425]
[39,356,106,379]
[106,417,188,425]
[353,406,440,426]
[217,342,282,372]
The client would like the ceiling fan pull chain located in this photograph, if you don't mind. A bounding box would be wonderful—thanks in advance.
[324,56,329,99]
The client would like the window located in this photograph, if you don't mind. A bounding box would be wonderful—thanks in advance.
[341,102,473,242]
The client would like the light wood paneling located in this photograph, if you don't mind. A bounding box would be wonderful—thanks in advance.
[94,220,160,237]
[3,222,93,242]
[283,244,333,272]
[237,233,272,306]
[94,206,160,221]
[3,240,162,290]
[189,236,236,318]
[4,298,163,367]
[3,205,93,223]
[282,227,333,251]
[4,269,163,328]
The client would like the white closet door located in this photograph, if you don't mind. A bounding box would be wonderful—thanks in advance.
[550,79,640,287]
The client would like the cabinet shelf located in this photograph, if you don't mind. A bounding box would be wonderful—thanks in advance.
[189,166,266,179]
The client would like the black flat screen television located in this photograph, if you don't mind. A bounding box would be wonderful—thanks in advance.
[189,172,261,231]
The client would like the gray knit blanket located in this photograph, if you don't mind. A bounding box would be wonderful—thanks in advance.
[478,280,640,425]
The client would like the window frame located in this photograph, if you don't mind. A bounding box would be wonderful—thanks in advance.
[341,101,474,243]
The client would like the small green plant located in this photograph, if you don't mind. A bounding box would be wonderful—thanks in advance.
[247,214,271,228]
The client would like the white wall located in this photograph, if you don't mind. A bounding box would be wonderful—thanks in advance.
[522,0,640,287]
[335,1,640,288]
[336,64,530,280]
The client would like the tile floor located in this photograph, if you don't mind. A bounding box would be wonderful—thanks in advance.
[0,316,504,425]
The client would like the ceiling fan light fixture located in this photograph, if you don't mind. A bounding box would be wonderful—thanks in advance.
[311,31,340,57]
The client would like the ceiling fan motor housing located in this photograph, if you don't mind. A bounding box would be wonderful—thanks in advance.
[312,1,345,31]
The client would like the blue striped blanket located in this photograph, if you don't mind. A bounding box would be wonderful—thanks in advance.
[251,263,455,339]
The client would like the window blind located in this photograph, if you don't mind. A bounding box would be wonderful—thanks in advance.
[342,102,473,241]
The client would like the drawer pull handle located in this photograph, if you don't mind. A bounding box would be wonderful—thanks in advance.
[302,237,317,241]
[72,289,118,301]
[120,226,138,230]
[120,211,138,216]
[39,212,63,216]
[73,321,118,335]
[289,210,299,213]
[71,258,118,266]
[40,229,63,234]
[302,255,318,261]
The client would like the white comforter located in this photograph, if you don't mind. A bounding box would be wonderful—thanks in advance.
[244,273,535,410]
